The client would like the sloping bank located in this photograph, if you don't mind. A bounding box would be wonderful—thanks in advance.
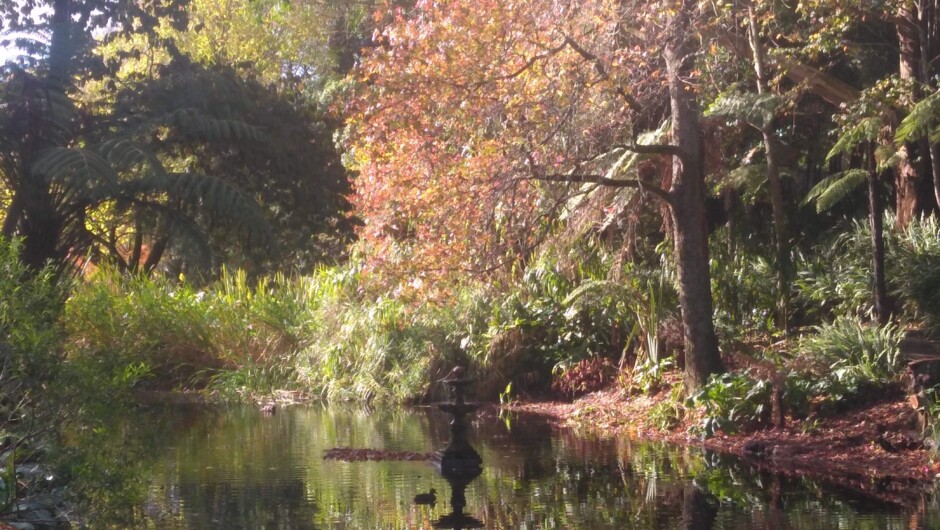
[507,380,939,506]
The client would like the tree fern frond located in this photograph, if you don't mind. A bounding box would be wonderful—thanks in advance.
[126,199,214,272]
[727,164,766,192]
[828,118,880,161]
[32,147,121,200]
[99,138,165,174]
[122,171,272,247]
[803,169,868,213]
[706,91,783,130]
[163,108,264,142]
[897,90,940,144]
[40,86,75,146]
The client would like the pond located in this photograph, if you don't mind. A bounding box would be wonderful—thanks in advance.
[127,405,937,529]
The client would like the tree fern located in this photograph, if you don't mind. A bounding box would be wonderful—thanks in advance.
[32,147,121,199]
[802,169,868,213]
[827,117,880,162]
[706,91,783,130]
[163,108,264,142]
[896,89,940,145]
[99,138,166,173]
[122,171,272,247]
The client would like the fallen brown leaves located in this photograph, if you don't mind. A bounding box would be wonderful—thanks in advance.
[323,447,434,462]
[507,381,940,505]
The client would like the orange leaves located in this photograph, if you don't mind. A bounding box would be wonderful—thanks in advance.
[345,0,667,296]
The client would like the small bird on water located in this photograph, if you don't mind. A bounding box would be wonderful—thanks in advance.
[413,488,436,506]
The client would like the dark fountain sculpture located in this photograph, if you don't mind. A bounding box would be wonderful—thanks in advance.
[431,368,484,530]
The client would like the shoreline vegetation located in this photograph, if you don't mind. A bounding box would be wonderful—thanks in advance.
[5,213,940,525]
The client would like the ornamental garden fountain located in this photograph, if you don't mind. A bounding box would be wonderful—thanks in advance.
[431,368,484,529]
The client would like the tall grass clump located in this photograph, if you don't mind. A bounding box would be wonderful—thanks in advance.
[295,265,473,402]
[709,227,778,337]
[794,218,880,322]
[64,266,321,397]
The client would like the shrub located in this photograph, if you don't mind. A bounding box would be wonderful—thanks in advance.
[709,227,778,336]
[793,219,877,321]
[796,316,903,401]
[64,266,318,392]
[893,216,940,333]
[689,373,772,437]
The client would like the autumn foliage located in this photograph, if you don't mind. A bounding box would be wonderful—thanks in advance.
[345,0,675,295]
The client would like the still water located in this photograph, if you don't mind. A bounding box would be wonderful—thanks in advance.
[132,405,937,529]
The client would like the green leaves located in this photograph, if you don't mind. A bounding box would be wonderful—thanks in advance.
[18,90,276,273]
[827,117,880,162]
[33,147,121,200]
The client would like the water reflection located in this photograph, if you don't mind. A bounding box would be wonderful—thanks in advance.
[433,472,483,529]
[116,405,939,529]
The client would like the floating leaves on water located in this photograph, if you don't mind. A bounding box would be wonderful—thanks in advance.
[322,447,433,462]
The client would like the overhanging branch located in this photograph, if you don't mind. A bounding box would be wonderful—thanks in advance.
[611,143,682,158]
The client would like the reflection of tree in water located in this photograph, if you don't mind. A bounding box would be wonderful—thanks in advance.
[125,406,933,529]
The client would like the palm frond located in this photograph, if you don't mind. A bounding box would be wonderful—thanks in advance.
[802,169,868,213]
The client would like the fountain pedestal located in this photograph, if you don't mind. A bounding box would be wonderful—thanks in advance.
[432,373,484,529]
[432,377,483,476]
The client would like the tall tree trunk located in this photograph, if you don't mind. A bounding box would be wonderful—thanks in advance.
[911,0,940,209]
[665,3,724,391]
[747,7,789,332]
[869,144,890,325]
[19,0,72,270]
[48,0,73,88]
[897,0,922,228]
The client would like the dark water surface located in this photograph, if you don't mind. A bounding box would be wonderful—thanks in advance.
[133,405,938,529]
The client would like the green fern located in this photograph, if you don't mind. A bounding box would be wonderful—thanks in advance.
[123,172,271,246]
[706,91,783,130]
[163,108,264,142]
[827,117,880,161]
[32,147,121,199]
[897,89,940,145]
[802,169,868,213]
[99,138,166,174]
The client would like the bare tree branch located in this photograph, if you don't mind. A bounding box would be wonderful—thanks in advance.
[562,35,643,113]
